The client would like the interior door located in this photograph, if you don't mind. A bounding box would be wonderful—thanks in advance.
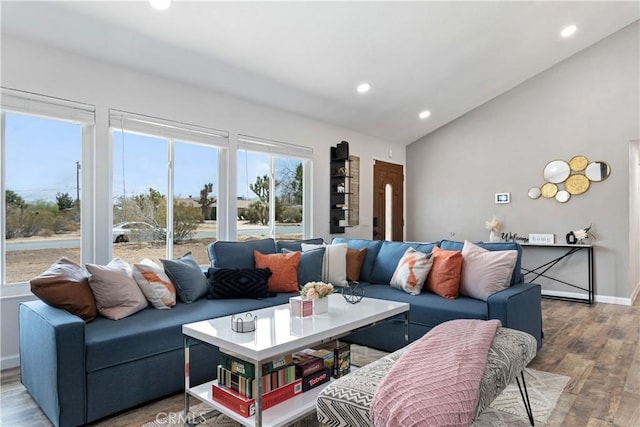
[372,160,404,241]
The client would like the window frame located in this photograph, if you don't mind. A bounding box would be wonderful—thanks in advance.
[109,110,228,260]
[237,134,313,240]
[1,88,96,285]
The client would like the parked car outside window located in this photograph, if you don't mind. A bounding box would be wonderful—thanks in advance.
[112,221,166,243]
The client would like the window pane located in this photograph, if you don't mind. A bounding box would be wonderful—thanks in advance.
[4,113,81,284]
[112,131,168,264]
[237,150,270,241]
[173,141,218,265]
[275,158,303,240]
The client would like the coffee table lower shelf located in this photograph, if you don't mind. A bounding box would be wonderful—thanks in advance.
[187,368,359,427]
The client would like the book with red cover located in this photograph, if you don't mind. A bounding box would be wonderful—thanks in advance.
[292,352,324,378]
[211,379,303,418]
[301,367,331,392]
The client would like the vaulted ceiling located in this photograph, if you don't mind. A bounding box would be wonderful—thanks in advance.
[2,1,638,145]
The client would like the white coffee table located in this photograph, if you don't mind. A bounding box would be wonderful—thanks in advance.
[182,294,409,427]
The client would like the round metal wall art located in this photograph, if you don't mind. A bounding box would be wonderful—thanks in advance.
[540,182,558,198]
[565,174,590,195]
[530,154,610,203]
[569,155,589,172]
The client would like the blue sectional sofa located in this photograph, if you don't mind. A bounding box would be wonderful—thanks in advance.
[333,238,542,352]
[18,237,542,427]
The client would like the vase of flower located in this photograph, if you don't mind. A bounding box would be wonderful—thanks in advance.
[485,216,502,242]
[313,297,329,314]
[300,282,334,315]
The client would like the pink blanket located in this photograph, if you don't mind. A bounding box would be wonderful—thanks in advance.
[370,319,501,427]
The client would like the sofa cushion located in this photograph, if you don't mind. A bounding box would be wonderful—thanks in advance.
[86,258,149,320]
[282,247,325,287]
[207,238,276,269]
[439,240,523,286]
[356,284,488,327]
[254,250,300,292]
[207,267,271,299]
[331,238,383,283]
[390,247,433,295]
[84,298,282,373]
[275,238,324,253]
[370,241,437,284]
[346,248,367,282]
[132,259,176,309]
[427,246,463,299]
[161,253,209,303]
[30,256,98,322]
[460,241,517,301]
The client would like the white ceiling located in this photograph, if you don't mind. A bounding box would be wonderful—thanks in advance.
[2,1,638,145]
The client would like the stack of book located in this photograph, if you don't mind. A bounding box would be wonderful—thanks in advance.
[292,351,331,392]
[212,353,302,417]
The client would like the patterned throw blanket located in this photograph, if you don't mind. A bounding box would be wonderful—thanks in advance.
[370,319,501,427]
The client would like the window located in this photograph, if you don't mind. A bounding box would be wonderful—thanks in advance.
[1,89,95,284]
[110,110,226,266]
[237,135,312,241]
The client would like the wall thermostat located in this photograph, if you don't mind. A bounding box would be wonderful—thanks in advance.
[495,193,510,204]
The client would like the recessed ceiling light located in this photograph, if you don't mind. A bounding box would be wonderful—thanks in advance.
[419,110,431,119]
[561,25,577,38]
[356,83,371,94]
[149,0,171,11]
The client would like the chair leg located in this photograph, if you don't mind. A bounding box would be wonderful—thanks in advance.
[516,370,535,426]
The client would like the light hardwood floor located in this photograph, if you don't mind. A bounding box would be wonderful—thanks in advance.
[1,297,639,427]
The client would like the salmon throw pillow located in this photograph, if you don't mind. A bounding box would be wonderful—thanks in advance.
[390,247,433,295]
[426,246,463,299]
[254,250,300,293]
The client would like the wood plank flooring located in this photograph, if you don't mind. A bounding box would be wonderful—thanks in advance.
[1,297,639,427]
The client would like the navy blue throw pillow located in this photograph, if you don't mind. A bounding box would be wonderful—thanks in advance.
[207,267,272,299]
[282,247,325,288]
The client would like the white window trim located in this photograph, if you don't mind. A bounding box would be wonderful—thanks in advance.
[109,110,229,146]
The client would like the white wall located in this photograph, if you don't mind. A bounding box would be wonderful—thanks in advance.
[406,22,639,302]
[0,36,404,368]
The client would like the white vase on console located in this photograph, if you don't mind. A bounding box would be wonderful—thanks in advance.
[489,230,501,243]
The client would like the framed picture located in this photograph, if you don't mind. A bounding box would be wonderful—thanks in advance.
[495,193,510,204]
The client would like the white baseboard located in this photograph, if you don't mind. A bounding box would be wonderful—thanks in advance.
[1,354,20,370]
[542,290,632,306]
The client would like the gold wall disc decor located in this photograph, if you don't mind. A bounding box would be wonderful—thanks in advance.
[569,155,588,172]
[530,155,611,203]
[565,174,590,195]
[540,182,558,198]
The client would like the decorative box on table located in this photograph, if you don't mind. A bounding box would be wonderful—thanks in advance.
[290,296,313,317]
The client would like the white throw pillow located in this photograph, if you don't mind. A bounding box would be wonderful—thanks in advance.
[460,241,517,301]
[390,247,433,295]
[302,242,348,287]
[86,258,149,320]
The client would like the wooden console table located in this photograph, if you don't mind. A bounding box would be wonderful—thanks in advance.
[521,242,594,305]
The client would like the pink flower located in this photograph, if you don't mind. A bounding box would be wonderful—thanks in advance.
[306,288,319,299]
